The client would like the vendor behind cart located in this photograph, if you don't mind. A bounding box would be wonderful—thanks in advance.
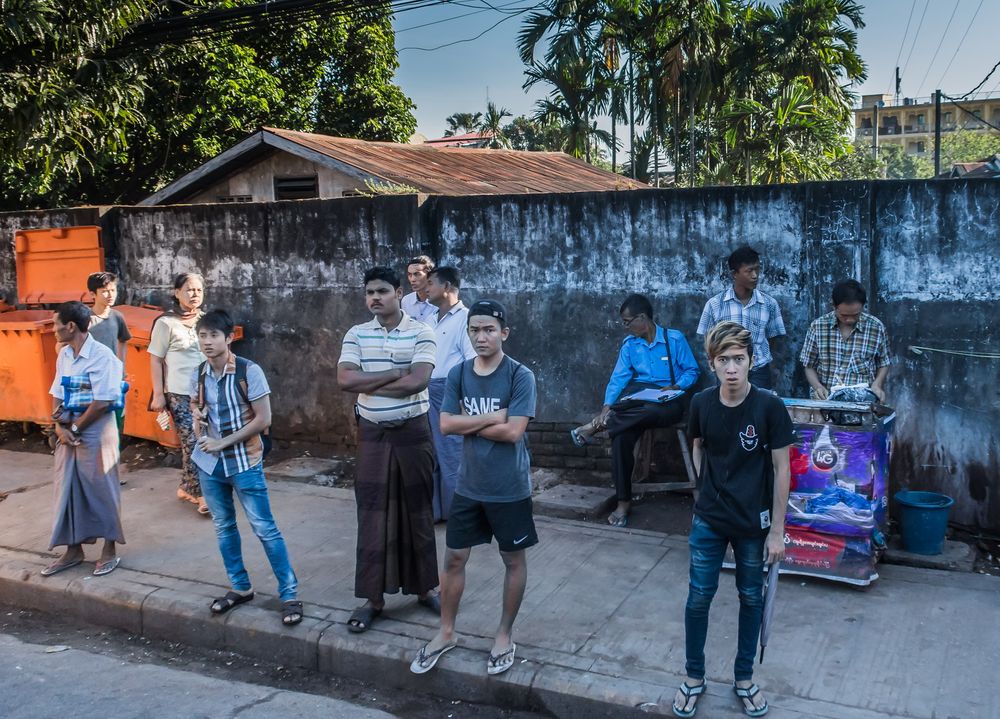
[800,280,891,402]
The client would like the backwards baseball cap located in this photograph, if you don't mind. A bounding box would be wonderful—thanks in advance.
[467,299,507,327]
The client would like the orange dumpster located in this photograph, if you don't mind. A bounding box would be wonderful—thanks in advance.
[0,310,59,424]
[15,226,104,304]
[117,304,244,448]
[117,305,181,448]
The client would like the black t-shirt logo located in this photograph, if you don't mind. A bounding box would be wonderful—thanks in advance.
[739,424,759,452]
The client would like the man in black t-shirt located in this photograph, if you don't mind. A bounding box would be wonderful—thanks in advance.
[672,321,793,719]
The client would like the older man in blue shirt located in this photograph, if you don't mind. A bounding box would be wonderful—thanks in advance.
[571,294,699,527]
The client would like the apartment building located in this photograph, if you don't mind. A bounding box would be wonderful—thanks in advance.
[854,92,1000,156]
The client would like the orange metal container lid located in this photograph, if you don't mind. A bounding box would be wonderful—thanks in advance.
[115,304,167,342]
[0,309,56,331]
[15,226,105,305]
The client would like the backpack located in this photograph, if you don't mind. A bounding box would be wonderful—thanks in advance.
[197,356,272,458]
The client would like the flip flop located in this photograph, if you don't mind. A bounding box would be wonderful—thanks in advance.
[487,643,516,675]
[418,594,442,615]
[734,683,769,717]
[93,557,121,576]
[40,558,83,577]
[607,512,628,528]
[672,680,706,717]
[409,641,456,674]
[210,590,255,614]
[282,600,304,626]
[347,605,382,633]
[569,428,594,447]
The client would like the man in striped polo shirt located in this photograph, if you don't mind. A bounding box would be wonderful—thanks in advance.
[337,266,441,633]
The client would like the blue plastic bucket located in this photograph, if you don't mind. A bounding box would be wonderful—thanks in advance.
[894,491,954,555]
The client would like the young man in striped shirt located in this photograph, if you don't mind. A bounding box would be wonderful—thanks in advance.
[337,266,441,633]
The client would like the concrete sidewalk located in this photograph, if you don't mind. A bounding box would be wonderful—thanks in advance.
[0,449,996,718]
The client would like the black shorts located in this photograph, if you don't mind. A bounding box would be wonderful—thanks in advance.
[446,493,538,553]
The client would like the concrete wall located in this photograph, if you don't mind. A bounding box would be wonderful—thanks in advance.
[187,152,370,203]
[1,180,997,531]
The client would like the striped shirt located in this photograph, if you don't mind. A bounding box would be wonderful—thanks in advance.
[800,311,891,392]
[697,287,786,368]
[339,313,437,422]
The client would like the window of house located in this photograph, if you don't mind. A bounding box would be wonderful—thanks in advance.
[217,195,253,203]
[916,141,925,153]
[274,175,319,201]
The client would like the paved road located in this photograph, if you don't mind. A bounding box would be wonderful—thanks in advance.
[1,633,396,719]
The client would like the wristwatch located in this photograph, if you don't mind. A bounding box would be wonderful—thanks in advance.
[70,423,79,434]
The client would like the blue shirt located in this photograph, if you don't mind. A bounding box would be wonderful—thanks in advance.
[603,326,700,405]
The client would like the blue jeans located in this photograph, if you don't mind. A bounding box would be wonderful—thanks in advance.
[748,363,772,390]
[198,461,299,601]
[684,515,765,682]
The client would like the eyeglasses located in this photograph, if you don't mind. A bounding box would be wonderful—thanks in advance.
[621,314,645,328]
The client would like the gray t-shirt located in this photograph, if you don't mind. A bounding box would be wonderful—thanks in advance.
[442,356,536,502]
[89,309,131,359]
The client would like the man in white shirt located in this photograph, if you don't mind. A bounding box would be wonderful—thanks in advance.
[337,266,440,634]
[425,266,477,520]
[401,255,437,324]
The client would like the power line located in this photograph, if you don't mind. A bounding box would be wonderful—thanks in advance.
[915,0,961,96]
[397,0,533,32]
[398,6,532,52]
[887,0,918,94]
[951,58,1000,100]
[898,0,930,88]
[934,0,984,90]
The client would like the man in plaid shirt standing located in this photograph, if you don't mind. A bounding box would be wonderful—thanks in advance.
[697,246,786,390]
[800,279,891,402]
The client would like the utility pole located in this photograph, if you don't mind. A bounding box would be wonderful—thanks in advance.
[934,89,942,177]
[872,102,880,158]
[894,66,901,105]
[629,53,636,179]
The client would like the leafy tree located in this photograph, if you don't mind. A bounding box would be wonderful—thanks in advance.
[939,129,1000,170]
[525,57,614,160]
[478,102,513,149]
[830,140,885,180]
[503,115,565,151]
[882,144,932,180]
[0,1,416,209]
[443,112,484,137]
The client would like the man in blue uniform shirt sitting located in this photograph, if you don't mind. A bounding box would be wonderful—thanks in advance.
[570,294,699,527]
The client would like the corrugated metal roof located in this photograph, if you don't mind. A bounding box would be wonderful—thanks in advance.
[264,128,646,195]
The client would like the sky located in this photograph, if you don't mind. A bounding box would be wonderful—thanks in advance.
[391,0,1000,142]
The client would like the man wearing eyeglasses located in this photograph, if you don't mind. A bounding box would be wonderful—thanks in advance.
[569,294,699,527]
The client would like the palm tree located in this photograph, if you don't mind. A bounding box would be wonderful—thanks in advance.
[443,112,483,136]
[721,76,849,183]
[479,102,513,148]
[525,58,613,160]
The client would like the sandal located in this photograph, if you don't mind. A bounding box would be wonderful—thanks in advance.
[282,600,304,626]
[40,558,83,577]
[409,641,456,674]
[197,499,212,517]
[734,683,769,717]
[672,680,706,717]
[93,557,121,576]
[487,643,516,675]
[347,604,382,633]
[210,590,254,614]
[607,511,628,528]
[569,428,593,447]
[417,594,442,615]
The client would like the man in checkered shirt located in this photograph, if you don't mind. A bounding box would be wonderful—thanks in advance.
[697,246,786,390]
[800,279,891,402]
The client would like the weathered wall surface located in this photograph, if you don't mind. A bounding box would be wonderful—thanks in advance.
[1,180,997,530]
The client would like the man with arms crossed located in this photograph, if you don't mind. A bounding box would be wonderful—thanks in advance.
[697,246,786,390]
[673,321,792,718]
[410,300,537,677]
[337,267,440,633]
[425,266,477,520]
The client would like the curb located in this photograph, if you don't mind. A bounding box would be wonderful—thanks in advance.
[0,551,668,718]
